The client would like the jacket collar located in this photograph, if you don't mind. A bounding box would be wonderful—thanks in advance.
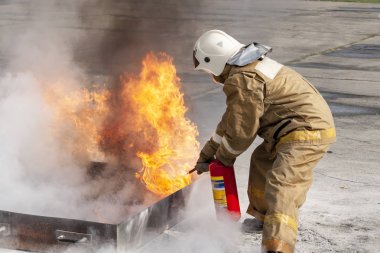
[212,59,263,84]
[229,59,262,76]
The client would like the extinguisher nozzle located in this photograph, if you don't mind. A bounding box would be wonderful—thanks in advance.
[188,168,197,174]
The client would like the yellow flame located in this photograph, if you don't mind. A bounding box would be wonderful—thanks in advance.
[127,52,199,196]
[45,85,110,162]
[43,52,199,196]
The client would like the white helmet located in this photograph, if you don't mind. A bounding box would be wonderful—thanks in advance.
[193,30,245,76]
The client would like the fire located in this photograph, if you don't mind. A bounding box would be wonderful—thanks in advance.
[43,52,199,196]
[45,85,110,162]
[124,52,199,196]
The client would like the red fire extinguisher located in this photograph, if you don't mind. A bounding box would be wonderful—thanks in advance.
[209,160,241,221]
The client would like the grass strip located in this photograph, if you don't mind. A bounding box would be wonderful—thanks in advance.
[316,0,380,3]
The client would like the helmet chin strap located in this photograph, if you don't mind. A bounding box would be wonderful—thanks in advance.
[212,75,224,86]
[212,64,232,85]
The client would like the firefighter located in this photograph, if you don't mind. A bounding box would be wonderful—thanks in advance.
[193,30,336,253]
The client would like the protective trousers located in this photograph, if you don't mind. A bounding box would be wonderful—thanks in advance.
[247,140,330,253]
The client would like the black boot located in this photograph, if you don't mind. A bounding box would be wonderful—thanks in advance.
[241,218,264,233]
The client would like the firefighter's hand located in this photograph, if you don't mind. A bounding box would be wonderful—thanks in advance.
[198,138,220,163]
[194,162,209,175]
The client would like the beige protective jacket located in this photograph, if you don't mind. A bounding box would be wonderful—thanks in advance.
[212,57,336,166]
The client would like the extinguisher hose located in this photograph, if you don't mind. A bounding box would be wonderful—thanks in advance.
[188,168,197,174]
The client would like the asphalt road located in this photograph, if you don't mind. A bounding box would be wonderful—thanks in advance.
[0,0,379,252]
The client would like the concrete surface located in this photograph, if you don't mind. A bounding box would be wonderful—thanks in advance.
[142,1,380,252]
[0,0,379,252]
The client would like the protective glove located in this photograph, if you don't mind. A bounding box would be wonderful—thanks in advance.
[194,137,220,175]
[215,148,236,167]
[194,162,210,175]
[197,138,220,163]
[194,138,219,175]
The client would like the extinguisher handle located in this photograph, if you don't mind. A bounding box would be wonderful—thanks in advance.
[210,160,227,168]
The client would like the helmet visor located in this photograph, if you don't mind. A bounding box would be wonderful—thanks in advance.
[192,50,200,68]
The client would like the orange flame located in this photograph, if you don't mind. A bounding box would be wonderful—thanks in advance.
[45,85,110,162]
[44,52,199,196]
[125,52,199,196]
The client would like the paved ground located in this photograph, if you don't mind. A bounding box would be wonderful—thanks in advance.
[0,0,379,252]
[140,1,380,252]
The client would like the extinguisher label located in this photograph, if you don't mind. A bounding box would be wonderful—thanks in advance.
[211,176,227,208]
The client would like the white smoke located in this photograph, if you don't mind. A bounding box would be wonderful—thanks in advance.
[134,176,256,253]
[0,72,80,214]
[0,71,141,221]
[61,244,116,253]
[0,0,140,223]
[0,1,247,252]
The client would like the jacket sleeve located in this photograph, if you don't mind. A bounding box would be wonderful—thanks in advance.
[212,110,228,144]
[197,102,229,164]
[216,73,265,166]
